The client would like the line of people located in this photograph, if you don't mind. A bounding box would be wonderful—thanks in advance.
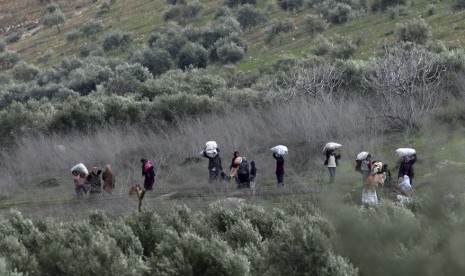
[72,159,155,199]
[72,164,115,199]
[356,153,417,205]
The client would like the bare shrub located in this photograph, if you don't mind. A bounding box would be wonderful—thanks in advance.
[264,61,347,100]
[362,47,448,131]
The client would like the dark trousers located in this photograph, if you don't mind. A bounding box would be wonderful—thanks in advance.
[75,185,86,198]
[209,169,220,182]
[276,173,284,186]
[328,167,336,184]
[237,174,250,188]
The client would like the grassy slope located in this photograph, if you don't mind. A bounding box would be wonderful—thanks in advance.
[4,0,465,72]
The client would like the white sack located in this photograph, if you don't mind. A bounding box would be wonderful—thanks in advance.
[323,142,342,153]
[399,175,412,191]
[396,148,416,158]
[206,141,218,149]
[396,195,410,205]
[71,163,88,175]
[356,151,369,160]
[271,145,288,155]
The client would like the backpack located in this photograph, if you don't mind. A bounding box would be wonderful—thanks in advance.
[238,158,249,175]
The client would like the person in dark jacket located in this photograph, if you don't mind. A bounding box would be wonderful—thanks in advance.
[237,156,250,189]
[202,148,223,182]
[325,149,341,184]
[273,153,285,186]
[398,154,416,186]
[141,158,155,191]
[86,166,102,198]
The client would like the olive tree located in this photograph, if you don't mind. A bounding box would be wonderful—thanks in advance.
[42,4,66,33]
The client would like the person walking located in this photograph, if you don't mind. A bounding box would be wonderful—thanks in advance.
[230,151,242,184]
[360,154,373,184]
[237,156,250,189]
[86,166,103,198]
[73,171,87,199]
[398,154,416,186]
[102,164,115,194]
[361,162,384,206]
[273,153,285,186]
[325,149,341,184]
[202,148,223,182]
[141,158,155,191]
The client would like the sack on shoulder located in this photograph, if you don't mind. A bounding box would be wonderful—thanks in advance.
[324,159,328,166]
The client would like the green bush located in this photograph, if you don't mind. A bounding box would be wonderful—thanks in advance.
[176,42,208,69]
[224,0,257,8]
[124,211,166,257]
[141,69,226,99]
[102,95,147,124]
[37,223,136,275]
[104,62,152,95]
[453,0,465,10]
[11,61,40,82]
[102,30,133,52]
[259,216,358,275]
[303,14,328,38]
[236,4,267,30]
[148,230,250,275]
[67,62,113,95]
[277,0,304,11]
[312,35,333,56]
[163,0,203,24]
[214,6,233,19]
[216,40,245,64]
[37,49,54,64]
[151,93,224,121]
[80,19,104,37]
[0,236,39,275]
[371,0,407,11]
[0,257,23,276]
[395,18,431,45]
[42,4,66,32]
[316,0,353,24]
[264,18,295,44]
[49,98,105,132]
[330,36,357,59]
[426,3,436,16]
[129,46,172,76]
[149,23,187,58]
[0,39,6,53]
[0,51,20,69]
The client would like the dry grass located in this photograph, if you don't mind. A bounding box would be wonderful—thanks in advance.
[0,96,389,211]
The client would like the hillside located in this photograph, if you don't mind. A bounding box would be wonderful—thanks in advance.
[1,0,465,71]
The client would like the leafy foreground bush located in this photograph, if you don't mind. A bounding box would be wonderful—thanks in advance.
[0,205,357,275]
[2,196,465,275]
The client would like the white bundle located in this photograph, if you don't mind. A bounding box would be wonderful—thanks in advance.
[271,145,288,155]
[356,151,369,160]
[71,163,88,175]
[205,148,218,158]
[396,148,416,159]
[323,142,342,153]
[399,175,412,191]
[206,141,218,149]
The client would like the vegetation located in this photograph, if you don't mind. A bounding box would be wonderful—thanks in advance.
[1,0,465,274]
